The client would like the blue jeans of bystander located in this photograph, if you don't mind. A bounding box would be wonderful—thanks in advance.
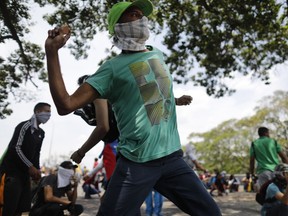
[145,189,163,216]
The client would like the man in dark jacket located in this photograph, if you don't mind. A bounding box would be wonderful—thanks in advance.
[0,102,51,216]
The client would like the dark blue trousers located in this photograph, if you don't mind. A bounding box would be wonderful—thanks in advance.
[97,150,222,216]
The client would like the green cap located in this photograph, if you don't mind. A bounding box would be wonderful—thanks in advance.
[108,0,153,35]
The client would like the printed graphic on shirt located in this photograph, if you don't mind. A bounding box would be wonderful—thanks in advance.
[129,58,171,125]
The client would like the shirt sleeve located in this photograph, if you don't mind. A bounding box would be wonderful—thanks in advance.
[14,121,34,168]
[266,183,281,199]
[33,130,44,170]
[86,61,113,98]
[42,175,56,187]
[186,145,196,161]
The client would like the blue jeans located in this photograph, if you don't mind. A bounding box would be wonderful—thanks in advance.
[97,150,221,216]
[262,202,288,216]
[82,184,99,198]
[145,190,163,216]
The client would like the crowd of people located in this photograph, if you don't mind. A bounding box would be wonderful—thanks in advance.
[0,104,287,216]
[1,0,288,216]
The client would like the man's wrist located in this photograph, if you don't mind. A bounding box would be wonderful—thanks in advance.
[77,149,85,158]
[45,46,59,55]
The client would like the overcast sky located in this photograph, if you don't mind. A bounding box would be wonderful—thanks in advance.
[1,6,288,170]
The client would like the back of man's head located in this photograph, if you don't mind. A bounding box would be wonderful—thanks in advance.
[258,127,269,137]
[274,163,288,179]
[60,161,78,170]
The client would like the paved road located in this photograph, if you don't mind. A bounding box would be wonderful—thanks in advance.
[22,184,260,215]
[77,191,261,216]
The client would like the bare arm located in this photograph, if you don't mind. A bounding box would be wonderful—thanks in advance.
[279,151,288,164]
[275,189,288,205]
[275,173,288,205]
[66,176,78,204]
[71,100,109,163]
[193,160,207,172]
[45,26,99,115]
[44,185,71,205]
[249,156,255,176]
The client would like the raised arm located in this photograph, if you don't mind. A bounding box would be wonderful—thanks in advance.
[275,173,288,205]
[45,26,99,115]
[249,155,255,176]
[279,151,288,164]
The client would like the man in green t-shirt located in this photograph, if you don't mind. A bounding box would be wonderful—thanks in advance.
[44,0,221,215]
[250,127,288,191]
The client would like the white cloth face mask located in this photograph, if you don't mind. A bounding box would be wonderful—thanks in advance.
[36,112,51,124]
[57,166,74,188]
[113,16,150,51]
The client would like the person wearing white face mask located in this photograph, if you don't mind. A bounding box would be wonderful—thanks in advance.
[29,161,83,216]
[0,102,51,216]
[45,0,220,215]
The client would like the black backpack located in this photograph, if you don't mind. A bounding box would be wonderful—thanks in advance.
[255,179,276,205]
[74,102,119,143]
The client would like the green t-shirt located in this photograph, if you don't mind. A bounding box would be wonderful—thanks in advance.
[250,136,282,174]
[87,46,181,162]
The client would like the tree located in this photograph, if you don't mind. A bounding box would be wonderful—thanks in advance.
[0,0,46,118]
[1,0,288,118]
[188,90,288,174]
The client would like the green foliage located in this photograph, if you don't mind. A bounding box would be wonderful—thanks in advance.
[157,0,288,97]
[1,0,288,117]
[0,0,45,117]
[188,90,288,174]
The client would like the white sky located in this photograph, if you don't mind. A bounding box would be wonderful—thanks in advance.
[1,6,288,170]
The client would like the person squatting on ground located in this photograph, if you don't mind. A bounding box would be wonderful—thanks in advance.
[250,127,288,191]
[209,170,228,196]
[0,102,51,216]
[261,163,288,216]
[82,171,101,199]
[228,174,240,193]
[215,171,229,196]
[44,0,221,215]
[29,161,83,216]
